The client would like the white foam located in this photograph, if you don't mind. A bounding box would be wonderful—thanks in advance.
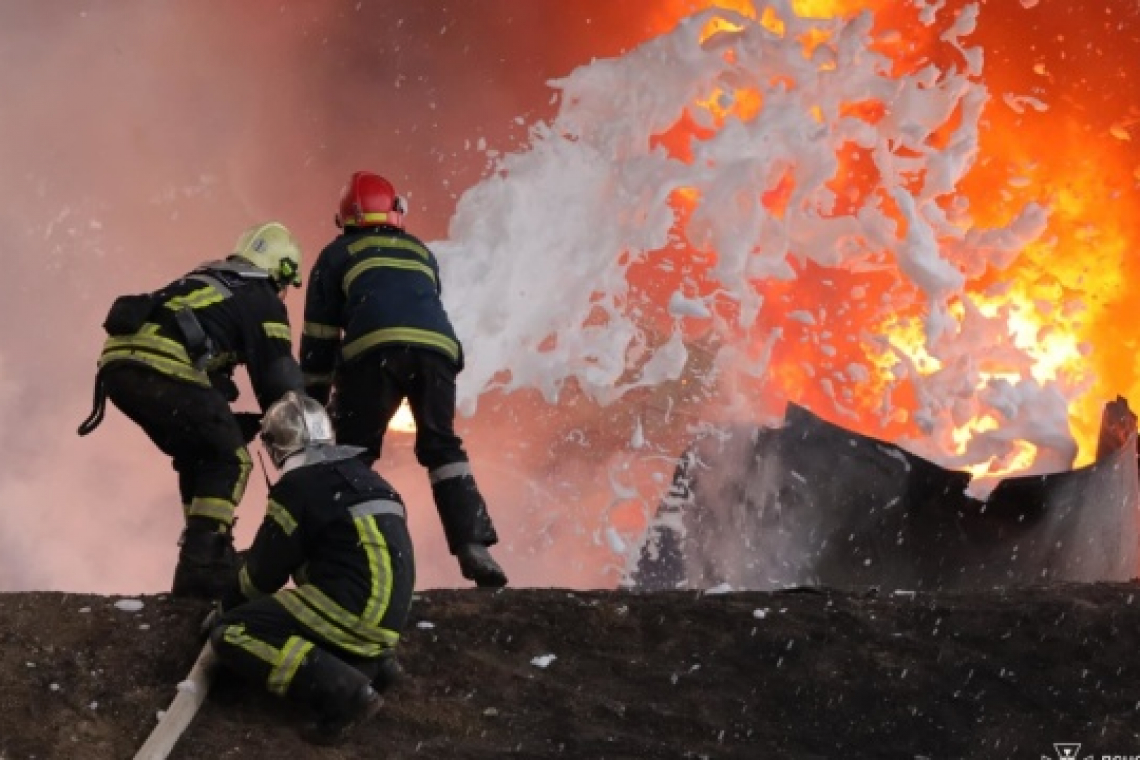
[436,2,1076,498]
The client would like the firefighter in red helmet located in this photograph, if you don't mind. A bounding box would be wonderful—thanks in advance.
[300,171,507,587]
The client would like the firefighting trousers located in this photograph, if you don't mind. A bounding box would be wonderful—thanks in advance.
[101,362,251,528]
[331,346,499,552]
[331,345,466,467]
[210,596,385,712]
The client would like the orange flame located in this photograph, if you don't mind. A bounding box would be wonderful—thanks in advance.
[388,400,416,434]
[621,0,1140,485]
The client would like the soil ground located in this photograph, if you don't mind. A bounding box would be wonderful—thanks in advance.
[1,584,1138,760]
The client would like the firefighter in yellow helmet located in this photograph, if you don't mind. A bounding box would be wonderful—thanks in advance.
[78,221,306,599]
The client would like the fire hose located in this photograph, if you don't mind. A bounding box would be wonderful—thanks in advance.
[132,641,218,760]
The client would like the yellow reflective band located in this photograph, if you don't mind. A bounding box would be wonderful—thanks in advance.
[238,563,264,600]
[343,257,436,295]
[277,586,399,656]
[354,211,395,225]
[302,321,341,339]
[222,623,278,666]
[342,327,459,364]
[186,497,236,526]
[276,591,384,658]
[297,584,400,646]
[231,446,252,505]
[355,514,394,631]
[98,349,211,386]
[346,235,430,262]
[268,499,298,536]
[165,287,224,311]
[103,329,196,364]
[262,322,291,341]
[268,636,313,697]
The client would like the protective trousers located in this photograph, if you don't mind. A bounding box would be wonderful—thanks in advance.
[101,362,252,529]
[331,346,499,553]
[210,596,395,709]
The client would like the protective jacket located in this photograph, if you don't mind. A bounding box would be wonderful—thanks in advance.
[225,447,415,658]
[300,227,462,399]
[98,257,302,410]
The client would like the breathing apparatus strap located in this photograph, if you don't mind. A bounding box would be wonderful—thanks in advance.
[77,368,108,437]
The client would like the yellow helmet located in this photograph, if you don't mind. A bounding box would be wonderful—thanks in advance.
[232,221,303,289]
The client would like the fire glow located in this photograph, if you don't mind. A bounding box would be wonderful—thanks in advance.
[389,400,417,434]
[594,0,1139,492]
[435,0,1140,586]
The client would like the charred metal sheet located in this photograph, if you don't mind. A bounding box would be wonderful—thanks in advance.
[626,398,1139,591]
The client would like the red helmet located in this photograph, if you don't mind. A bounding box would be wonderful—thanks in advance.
[335,171,406,229]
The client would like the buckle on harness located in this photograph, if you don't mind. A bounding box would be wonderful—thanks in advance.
[174,307,216,371]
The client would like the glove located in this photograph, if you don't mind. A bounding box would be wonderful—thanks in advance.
[234,412,263,444]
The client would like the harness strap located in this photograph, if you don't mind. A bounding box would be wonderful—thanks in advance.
[77,369,108,437]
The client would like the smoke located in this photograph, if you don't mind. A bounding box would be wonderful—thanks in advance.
[4,0,1139,594]
[0,1,659,592]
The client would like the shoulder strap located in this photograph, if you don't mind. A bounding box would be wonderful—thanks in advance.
[186,270,235,298]
[193,258,272,288]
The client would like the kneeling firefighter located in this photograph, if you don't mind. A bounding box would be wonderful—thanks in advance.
[209,390,415,746]
[78,221,305,599]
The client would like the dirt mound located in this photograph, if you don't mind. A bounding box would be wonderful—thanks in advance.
[1,584,1138,759]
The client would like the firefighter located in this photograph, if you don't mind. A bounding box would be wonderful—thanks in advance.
[78,221,305,599]
[300,170,507,587]
[209,390,414,746]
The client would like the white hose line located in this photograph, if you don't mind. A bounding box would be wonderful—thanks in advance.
[132,641,218,760]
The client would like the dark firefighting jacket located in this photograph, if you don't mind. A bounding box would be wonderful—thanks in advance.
[98,257,302,410]
[299,227,462,398]
[227,447,415,658]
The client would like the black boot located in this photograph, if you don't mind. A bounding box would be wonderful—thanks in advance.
[430,466,508,587]
[371,652,401,695]
[290,648,382,746]
[171,521,236,600]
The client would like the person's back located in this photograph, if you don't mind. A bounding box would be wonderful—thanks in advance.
[305,224,461,372]
[241,449,415,640]
[79,221,305,599]
[300,171,507,588]
[98,247,301,408]
[211,391,414,745]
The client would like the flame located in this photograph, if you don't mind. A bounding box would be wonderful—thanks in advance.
[621,0,1140,485]
[388,400,416,434]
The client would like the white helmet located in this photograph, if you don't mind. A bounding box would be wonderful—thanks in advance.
[232,221,303,290]
[259,391,333,469]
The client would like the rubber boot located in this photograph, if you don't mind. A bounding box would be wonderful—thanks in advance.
[431,470,507,587]
[371,652,401,695]
[290,648,383,746]
[171,519,236,600]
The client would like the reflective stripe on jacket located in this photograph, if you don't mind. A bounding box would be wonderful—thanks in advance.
[98,258,302,409]
[230,451,415,658]
[300,228,462,395]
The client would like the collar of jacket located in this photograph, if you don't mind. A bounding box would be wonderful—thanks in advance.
[279,443,367,474]
[196,256,272,280]
[342,225,404,237]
